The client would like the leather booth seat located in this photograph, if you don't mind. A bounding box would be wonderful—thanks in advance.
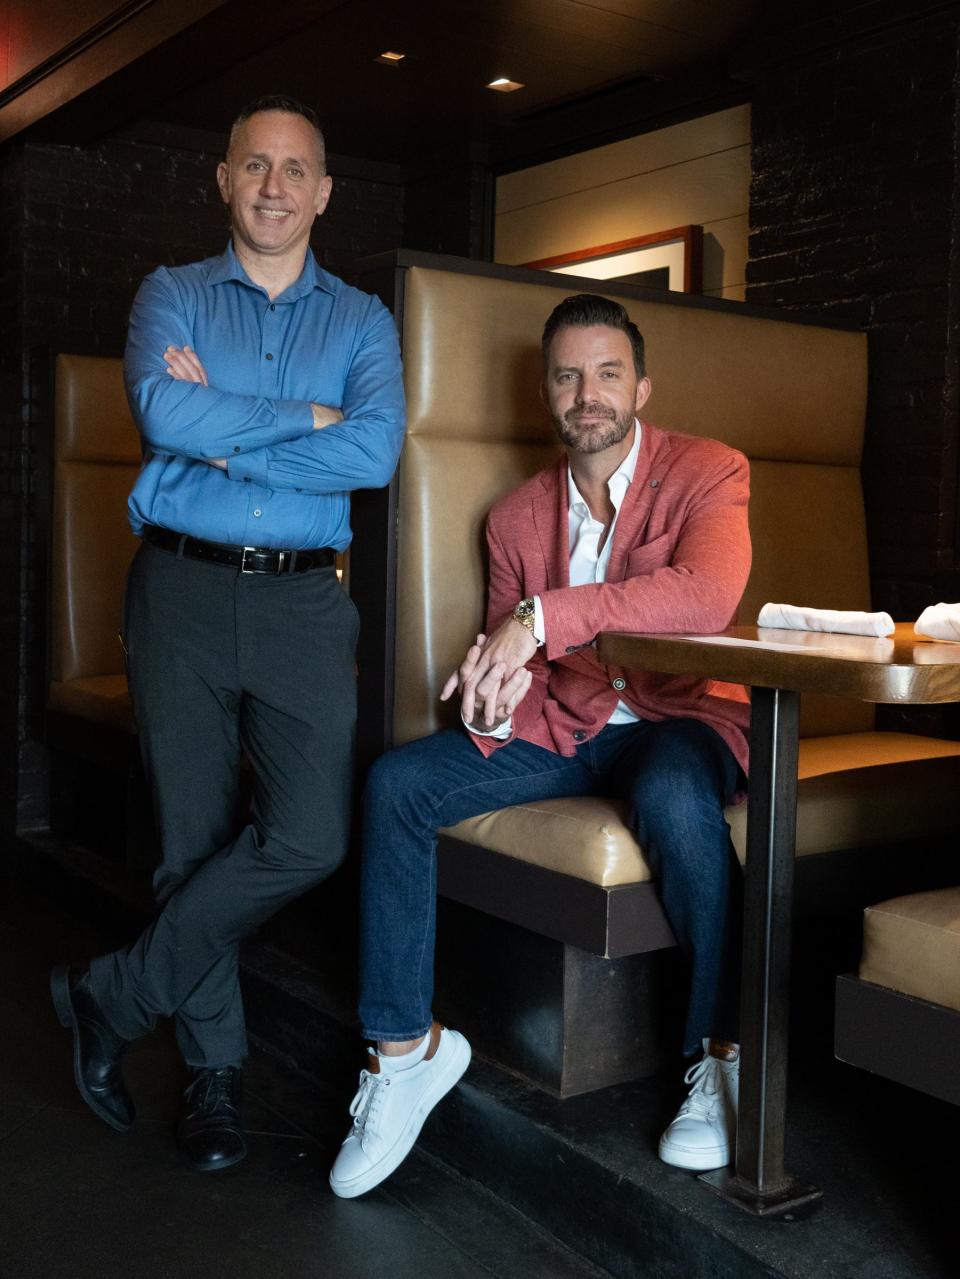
[835,886,960,1106]
[446,733,960,890]
[390,264,960,906]
[48,353,139,736]
[859,887,960,1013]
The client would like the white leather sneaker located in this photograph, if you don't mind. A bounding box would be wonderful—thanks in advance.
[329,1022,471,1199]
[658,1040,739,1171]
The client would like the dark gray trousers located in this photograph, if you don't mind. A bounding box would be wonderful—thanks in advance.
[89,540,358,1068]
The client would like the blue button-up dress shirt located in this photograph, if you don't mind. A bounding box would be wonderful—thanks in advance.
[124,243,406,551]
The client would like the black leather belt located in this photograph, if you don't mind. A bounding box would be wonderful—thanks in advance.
[143,524,335,575]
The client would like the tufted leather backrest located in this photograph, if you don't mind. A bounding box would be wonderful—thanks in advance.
[51,354,141,684]
[394,265,871,745]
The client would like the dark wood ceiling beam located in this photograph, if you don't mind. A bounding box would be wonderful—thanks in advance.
[0,0,228,145]
[10,0,349,148]
[491,70,751,174]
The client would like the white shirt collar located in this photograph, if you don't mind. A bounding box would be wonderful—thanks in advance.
[567,420,642,518]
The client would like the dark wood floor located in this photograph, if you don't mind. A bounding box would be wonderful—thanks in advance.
[0,871,606,1279]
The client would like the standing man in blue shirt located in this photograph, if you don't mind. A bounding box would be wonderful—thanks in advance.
[51,95,406,1172]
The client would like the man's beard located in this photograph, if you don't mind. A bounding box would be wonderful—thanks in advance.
[554,402,634,455]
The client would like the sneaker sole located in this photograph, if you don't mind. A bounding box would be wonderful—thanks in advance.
[329,1032,471,1199]
[50,965,132,1134]
[658,1138,730,1172]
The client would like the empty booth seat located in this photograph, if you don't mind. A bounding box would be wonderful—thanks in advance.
[48,353,140,736]
[836,888,960,1106]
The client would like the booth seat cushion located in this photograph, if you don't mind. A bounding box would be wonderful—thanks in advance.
[47,676,135,734]
[859,888,960,1013]
[441,732,960,888]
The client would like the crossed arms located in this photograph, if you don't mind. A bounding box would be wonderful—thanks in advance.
[125,268,405,495]
[161,344,343,470]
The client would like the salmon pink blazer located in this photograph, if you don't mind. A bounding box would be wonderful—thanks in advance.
[474,421,752,778]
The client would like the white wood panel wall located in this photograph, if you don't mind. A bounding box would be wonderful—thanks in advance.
[495,105,750,301]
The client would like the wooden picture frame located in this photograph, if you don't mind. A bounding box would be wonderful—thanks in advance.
[523,225,703,295]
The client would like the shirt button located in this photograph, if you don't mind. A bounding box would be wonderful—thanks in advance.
[233,445,240,453]
[572,730,586,742]
[253,509,262,517]
[566,645,575,654]
[612,677,626,691]
[270,304,276,311]
[265,352,274,360]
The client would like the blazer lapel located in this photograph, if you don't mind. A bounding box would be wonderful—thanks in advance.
[606,421,671,583]
[532,457,569,590]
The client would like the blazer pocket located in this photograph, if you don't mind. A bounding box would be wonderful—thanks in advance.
[624,533,674,576]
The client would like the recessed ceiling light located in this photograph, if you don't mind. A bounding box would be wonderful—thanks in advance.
[486,77,525,93]
[375,50,406,65]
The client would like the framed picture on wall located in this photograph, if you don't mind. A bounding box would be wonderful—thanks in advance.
[523,225,703,294]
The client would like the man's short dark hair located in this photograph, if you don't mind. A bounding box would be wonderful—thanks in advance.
[541,293,646,378]
[228,95,326,172]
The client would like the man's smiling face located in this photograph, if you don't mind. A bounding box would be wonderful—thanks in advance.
[544,324,651,456]
[216,110,332,265]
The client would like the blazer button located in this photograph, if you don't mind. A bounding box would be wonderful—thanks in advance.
[572,730,586,742]
[612,677,626,691]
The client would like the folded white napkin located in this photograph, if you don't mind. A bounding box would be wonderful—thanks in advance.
[914,603,960,642]
[757,602,895,637]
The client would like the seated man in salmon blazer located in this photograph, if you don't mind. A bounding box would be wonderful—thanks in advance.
[329,292,751,1199]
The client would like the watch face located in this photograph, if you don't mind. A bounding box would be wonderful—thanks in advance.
[514,599,535,629]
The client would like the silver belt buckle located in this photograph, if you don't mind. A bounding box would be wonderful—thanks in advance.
[240,546,258,574]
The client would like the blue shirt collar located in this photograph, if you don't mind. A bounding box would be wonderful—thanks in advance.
[209,242,337,302]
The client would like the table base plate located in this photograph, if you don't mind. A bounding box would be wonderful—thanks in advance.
[699,1169,823,1218]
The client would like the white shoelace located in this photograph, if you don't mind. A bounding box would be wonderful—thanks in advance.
[677,1054,724,1119]
[349,1070,392,1138]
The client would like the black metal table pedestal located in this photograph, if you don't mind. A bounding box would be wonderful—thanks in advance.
[700,686,822,1217]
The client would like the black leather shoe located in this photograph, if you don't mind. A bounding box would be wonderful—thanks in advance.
[50,964,135,1133]
[177,1067,246,1172]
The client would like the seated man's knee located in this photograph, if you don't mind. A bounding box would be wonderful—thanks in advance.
[630,724,731,842]
[364,738,440,822]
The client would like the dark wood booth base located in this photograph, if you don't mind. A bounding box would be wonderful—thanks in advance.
[835,975,960,1108]
[434,898,684,1098]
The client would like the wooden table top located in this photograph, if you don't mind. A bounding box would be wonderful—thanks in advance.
[597,622,960,704]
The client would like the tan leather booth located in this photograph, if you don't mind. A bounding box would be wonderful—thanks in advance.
[369,252,960,1093]
[392,260,960,889]
[48,353,139,737]
[835,888,960,1106]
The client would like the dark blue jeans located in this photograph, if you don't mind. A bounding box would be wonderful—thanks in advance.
[359,718,742,1058]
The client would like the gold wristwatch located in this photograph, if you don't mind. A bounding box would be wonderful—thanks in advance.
[512,597,536,632]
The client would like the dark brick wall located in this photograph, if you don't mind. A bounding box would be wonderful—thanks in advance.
[747,6,960,625]
[0,131,406,833]
[402,144,494,259]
